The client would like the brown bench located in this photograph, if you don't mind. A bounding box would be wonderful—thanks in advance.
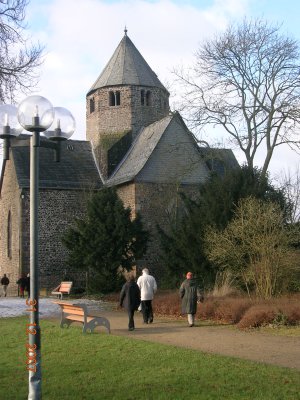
[51,281,73,299]
[52,301,111,334]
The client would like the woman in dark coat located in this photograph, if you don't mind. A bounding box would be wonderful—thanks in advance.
[120,275,141,331]
[179,272,203,327]
[16,274,26,298]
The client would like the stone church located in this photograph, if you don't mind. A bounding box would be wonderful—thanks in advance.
[0,31,238,295]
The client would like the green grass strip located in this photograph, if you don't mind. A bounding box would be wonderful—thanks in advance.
[1,317,299,399]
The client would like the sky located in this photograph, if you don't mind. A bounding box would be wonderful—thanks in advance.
[9,0,300,180]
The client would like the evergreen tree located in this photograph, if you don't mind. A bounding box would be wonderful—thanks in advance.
[63,188,148,292]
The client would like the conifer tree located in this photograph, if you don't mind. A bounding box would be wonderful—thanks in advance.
[63,188,148,292]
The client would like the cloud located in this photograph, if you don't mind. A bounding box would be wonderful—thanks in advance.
[5,0,298,177]
[25,0,250,139]
[15,0,299,179]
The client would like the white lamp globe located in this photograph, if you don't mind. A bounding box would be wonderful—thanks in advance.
[17,95,54,132]
[44,107,76,140]
[0,104,23,138]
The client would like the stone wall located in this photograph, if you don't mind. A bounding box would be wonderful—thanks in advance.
[86,85,170,178]
[36,189,90,291]
[0,159,22,296]
[116,180,199,281]
[130,86,170,137]
[116,182,136,218]
[0,147,98,296]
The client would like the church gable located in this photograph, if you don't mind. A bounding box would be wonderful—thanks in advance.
[106,115,172,186]
[106,113,211,187]
[136,114,210,184]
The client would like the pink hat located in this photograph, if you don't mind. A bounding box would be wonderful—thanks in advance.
[186,272,193,279]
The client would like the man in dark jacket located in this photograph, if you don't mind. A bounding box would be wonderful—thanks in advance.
[179,272,203,327]
[120,275,141,331]
[1,274,10,297]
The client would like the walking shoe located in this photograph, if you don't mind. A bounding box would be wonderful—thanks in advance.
[128,327,134,331]
[189,324,194,327]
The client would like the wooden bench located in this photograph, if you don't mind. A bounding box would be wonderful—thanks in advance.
[52,301,111,334]
[51,281,73,299]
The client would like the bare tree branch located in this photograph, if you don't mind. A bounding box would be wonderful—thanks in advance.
[0,0,44,103]
[174,18,300,178]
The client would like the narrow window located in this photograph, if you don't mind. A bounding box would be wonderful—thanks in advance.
[89,98,95,113]
[7,210,12,259]
[109,91,115,106]
[116,91,121,106]
[146,91,151,106]
[141,90,145,106]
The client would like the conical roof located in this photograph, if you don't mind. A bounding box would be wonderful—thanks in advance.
[88,31,167,94]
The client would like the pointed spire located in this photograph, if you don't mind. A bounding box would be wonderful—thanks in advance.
[88,33,168,94]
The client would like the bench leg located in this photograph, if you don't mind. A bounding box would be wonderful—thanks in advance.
[60,318,72,329]
[86,317,111,334]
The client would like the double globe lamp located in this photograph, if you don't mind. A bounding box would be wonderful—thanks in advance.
[0,95,75,400]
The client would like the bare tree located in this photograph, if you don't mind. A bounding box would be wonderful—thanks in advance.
[278,165,300,223]
[174,19,300,178]
[0,0,43,103]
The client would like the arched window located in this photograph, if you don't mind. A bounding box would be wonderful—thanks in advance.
[89,98,95,113]
[141,90,145,106]
[146,91,151,106]
[109,91,115,106]
[7,210,12,259]
[115,91,121,106]
[109,91,121,106]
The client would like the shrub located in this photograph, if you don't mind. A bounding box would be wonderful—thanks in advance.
[153,291,181,316]
[104,289,300,329]
[237,295,300,328]
[198,296,252,324]
[237,305,277,329]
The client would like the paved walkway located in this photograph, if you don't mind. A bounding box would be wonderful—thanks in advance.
[98,309,300,371]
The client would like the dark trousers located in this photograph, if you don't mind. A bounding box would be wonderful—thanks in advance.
[128,309,135,329]
[141,300,153,323]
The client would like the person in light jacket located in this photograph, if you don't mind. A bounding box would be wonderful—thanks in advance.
[179,272,204,327]
[120,275,141,331]
[137,268,157,324]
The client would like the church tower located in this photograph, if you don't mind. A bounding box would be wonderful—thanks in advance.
[86,30,170,179]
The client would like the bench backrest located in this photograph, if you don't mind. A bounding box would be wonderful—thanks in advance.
[57,282,73,294]
[52,301,88,318]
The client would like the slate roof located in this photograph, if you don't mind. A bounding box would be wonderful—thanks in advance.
[106,113,239,187]
[106,115,173,186]
[198,148,240,175]
[10,137,102,190]
[88,32,167,94]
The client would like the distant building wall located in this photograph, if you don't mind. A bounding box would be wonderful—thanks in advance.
[116,180,199,281]
[0,159,22,296]
[37,189,91,291]
[0,182,92,295]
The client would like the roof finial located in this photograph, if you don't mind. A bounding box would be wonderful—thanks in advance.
[124,26,128,36]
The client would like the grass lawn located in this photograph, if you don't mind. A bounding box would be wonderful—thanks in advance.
[1,317,299,400]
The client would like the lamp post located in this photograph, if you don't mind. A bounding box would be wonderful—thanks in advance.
[0,96,75,400]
